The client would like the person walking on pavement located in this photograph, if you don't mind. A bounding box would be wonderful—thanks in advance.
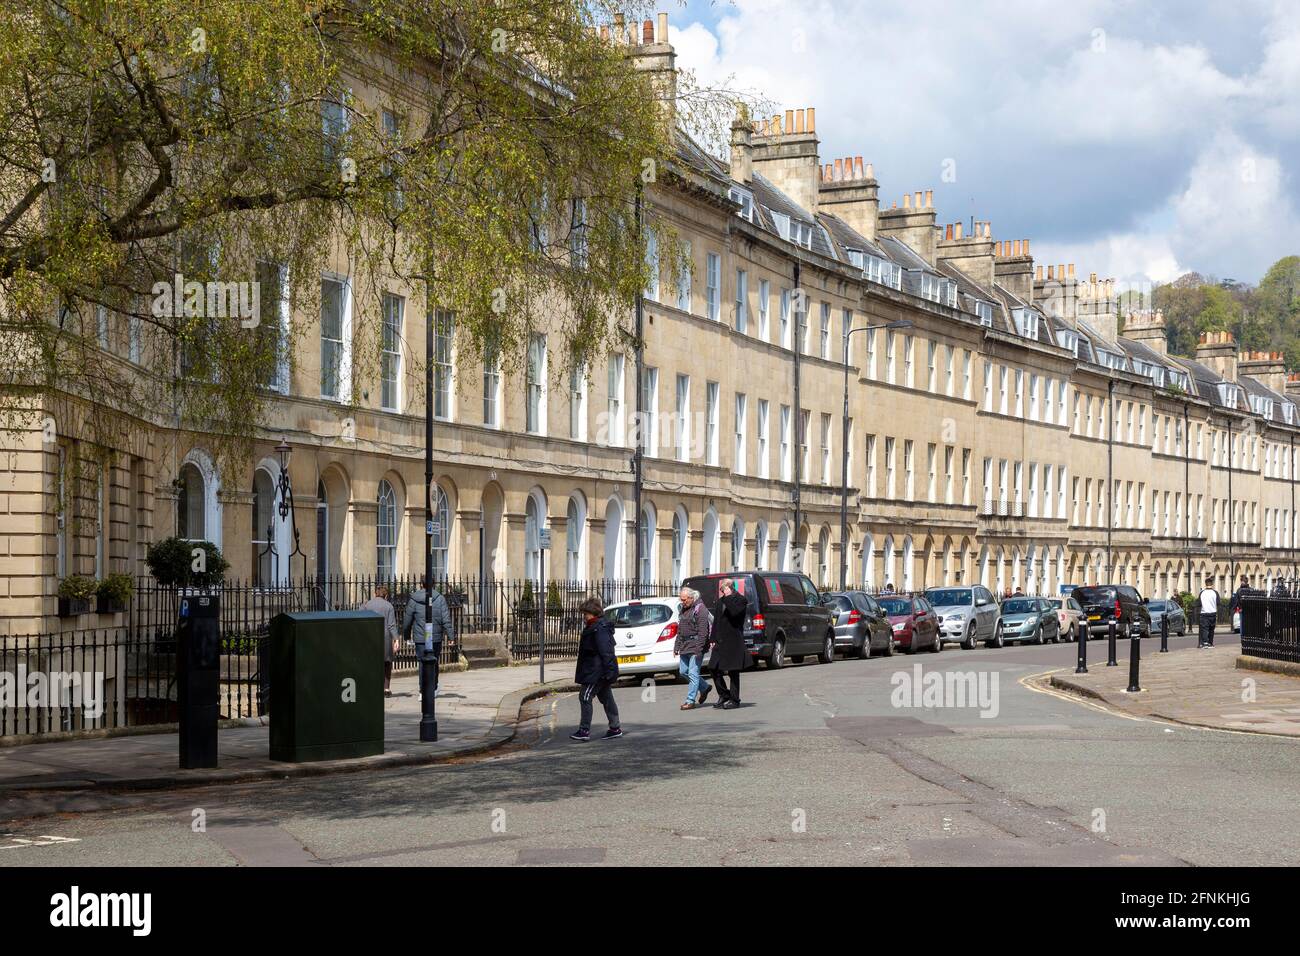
[1197,577,1220,648]
[1229,575,1252,633]
[675,586,713,710]
[402,575,454,699]
[361,584,400,696]
[571,596,623,741]
[708,578,749,709]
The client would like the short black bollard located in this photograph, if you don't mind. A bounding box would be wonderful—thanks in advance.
[1076,625,1088,674]
[1107,620,1118,666]
[1127,631,1141,692]
[1160,613,1169,653]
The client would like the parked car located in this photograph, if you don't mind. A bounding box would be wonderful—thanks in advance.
[878,594,941,654]
[605,597,683,678]
[999,597,1060,644]
[825,590,894,658]
[1144,598,1187,636]
[682,571,836,669]
[1045,595,1084,642]
[1073,584,1152,638]
[924,585,1003,648]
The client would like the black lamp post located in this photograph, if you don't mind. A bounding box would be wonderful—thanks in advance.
[272,437,306,584]
[839,318,912,590]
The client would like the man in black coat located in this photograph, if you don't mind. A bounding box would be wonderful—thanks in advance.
[570,596,623,741]
[709,578,750,709]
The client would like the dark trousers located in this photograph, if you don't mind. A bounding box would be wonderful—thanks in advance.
[579,680,619,731]
[384,661,393,691]
[1199,613,1216,646]
[712,668,740,702]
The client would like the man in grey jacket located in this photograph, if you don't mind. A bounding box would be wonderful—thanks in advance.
[402,576,455,696]
[360,584,399,696]
[674,586,712,710]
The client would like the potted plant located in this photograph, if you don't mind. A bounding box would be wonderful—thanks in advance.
[95,572,134,613]
[57,575,96,617]
[515,580,537,632]
[146,536,229,588]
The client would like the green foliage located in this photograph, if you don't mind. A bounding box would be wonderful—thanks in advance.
[96,572,135,603]
[0,0,739,466]
[546,580,563,615]
[57,574,97,600]
[1176,591,1198,620]
[145,536,228,587]
[1153,256,1300,365]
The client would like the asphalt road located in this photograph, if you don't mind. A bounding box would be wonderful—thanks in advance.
[3,627,1290,867]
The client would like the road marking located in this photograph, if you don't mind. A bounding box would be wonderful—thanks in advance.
[0,834,80,850]
[1020,668,1289,739]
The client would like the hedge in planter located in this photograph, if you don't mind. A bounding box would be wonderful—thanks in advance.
[57,575,96,616]
[96,572,134,613]
[146,537,230,587]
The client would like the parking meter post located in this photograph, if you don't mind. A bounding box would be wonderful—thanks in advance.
[1160,613,1169,653]
[1107,620,1118,666]
[1076,626,1088,674]
[1127,631,1141,693]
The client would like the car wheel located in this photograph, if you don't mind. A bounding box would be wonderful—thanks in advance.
[881,634,895,657]
[856,633,871,660]
[961,624,976,650]
[819,634,835,664]
[1034,623,1045,645]
[930,630,942,653]
[767,638,785,669]
[987,622,1004,649]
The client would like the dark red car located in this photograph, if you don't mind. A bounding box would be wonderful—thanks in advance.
[878,594,942,653]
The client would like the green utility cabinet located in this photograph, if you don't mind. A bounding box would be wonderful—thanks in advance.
[269,611,385,762]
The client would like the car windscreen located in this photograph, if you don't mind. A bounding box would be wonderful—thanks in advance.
[1073,587,1114,605]
[878,597,913,616]
[828,595,854,612]
[925,589,971,607]
[604,603,672,627]
[682,575,758,610]
[1002,599,1035,614]
[1147,601,1168,611]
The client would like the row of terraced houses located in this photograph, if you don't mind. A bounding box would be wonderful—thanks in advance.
[4,12,1299,634]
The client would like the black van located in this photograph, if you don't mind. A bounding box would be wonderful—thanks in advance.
[681,571,836,668]
[1073,584,1152,638]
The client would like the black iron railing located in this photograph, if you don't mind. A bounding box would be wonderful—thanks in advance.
[1240,595,1300,663]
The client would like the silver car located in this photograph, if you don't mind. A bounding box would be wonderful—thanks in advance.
[923,585,1004,649]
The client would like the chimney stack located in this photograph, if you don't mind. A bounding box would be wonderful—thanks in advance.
[729,105,753,184]
[877,187,939,267]
[1238,349,1287,394]
[628,11,677,139]
[751,104,822,216]
[1196,330,1239,383]
[1124,309,1168,357]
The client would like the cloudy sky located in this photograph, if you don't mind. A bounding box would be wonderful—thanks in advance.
[667,0,1300,287]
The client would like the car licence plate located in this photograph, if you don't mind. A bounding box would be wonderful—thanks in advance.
[618,655,646,664]
[1087,614,1100,621]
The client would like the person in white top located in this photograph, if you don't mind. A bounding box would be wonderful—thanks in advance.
[1197,579,1219,648]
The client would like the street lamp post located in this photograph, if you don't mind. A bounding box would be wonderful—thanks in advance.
[839,319,912,590]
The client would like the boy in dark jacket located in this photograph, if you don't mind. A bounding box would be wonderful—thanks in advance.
[571,596,623,741]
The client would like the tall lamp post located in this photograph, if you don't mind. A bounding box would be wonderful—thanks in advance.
[272,438,307,584]
[839,318,912,590]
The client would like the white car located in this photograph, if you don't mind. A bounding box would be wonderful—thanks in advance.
[607,597,683,677]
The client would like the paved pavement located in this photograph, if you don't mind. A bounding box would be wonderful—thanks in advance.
[8,627,1297,867]
[1050,640,1300,735]
[0,664,565,794]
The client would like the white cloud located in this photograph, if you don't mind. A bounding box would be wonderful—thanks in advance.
[670,0,1300,285]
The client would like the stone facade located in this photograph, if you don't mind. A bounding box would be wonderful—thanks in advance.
[3,12,1296,635]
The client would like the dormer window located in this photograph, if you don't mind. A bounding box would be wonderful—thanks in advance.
[729,186,755,223]
[918,273,941,303]
[846,248,865,269]
[1012,307,1039,341]
[1057,329,1077,353]
[1283,403,1296,425]
[1250,394,1274,420]
[771,212,812,249]
[1216,382,1238,409]
[970,300,994,327]
[1096,350,1125,371]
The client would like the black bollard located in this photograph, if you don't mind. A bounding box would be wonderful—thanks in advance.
[1107,620,1118,666]
[1076,623,1088,674]
[1127,630,1141,693]
[1160,613,1169,653]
